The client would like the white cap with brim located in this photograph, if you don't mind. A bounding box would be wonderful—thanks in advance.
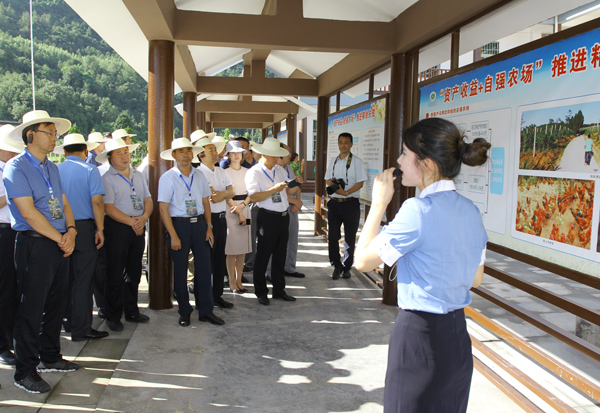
[95,138,140,164]
[193,136,226,154]
[190,129,216,144]
[88,132,109,143]
[160,138,203,161]
[8,110,71,143]
[0,125,25,154]
[252,137,289,157]
[225,140,247,155]
[112,129,137,140]
[54,133,100,154]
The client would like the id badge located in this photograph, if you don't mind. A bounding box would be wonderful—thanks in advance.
[185,199,198,216]
[271,191,282,203]
[47,197,64,220]
[131,194,143,210]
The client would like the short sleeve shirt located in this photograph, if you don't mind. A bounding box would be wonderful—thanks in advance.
[324,153,367,199]
[198,163,232,213]
[3,149,67,232]
[245,162,289,212]
[102,165,151,217]
[0,160,10,224]
[58,156,105,220]
[158,166,211,217]
[370,180,488,314]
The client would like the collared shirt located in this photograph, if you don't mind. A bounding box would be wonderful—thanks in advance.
[102,165,151,217]
[324,153,367,199]
[198,163,232,213]
[158,166,211,217]
[58,156,105,220]
[370,180,488,314]
[0,160,10,224]
[3,149,67,232]
[85,150,101,167]
[245,162,289,212]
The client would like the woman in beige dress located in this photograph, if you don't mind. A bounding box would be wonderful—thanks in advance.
[224,141,252,293]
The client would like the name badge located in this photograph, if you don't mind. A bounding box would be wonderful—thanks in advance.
[131,194,144,211]
[47,197,64,220]
[185,199,198,216]
[271,191,282,203]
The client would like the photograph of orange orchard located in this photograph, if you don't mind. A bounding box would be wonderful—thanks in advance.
[519,101,600,172]
[516,176,594,250]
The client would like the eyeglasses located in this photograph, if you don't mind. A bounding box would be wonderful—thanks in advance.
[33,129,59,138]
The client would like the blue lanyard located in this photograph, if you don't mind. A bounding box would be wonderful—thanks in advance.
[178,173,194,198]
[25,151,55,198]
[117,172,137,194]
[260,164,275,183]
[0,166,3,173]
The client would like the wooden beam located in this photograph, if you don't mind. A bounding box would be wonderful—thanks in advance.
[318,53,389,97]
[174,44,197,92]
[212,122,265,129]
[209,113,274,123]
[196,100,298,114]
[196,76,318,96]
[123,0,174,40]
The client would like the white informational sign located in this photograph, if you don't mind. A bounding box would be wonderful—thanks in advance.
[277,131,288,145]
[419,26,600,270]
[327,97,387,201]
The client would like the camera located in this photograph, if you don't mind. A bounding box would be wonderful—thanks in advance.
[327,178,346,195]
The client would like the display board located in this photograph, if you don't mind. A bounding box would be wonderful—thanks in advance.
[419,25,600,270]
[277,131,288,144]
[327,97,387,201]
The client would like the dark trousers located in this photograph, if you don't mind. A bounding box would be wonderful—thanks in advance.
[64,220,99,338]
[104,216,145,322]
[327,198,360,270]
[384,308,473,413]
[0,226,17,353]
[211,213,227,300]
[170,219,213,316]
[254,208,289,298]
[14,233,69,381]
[93,245,107,310]
[244,204,259,269]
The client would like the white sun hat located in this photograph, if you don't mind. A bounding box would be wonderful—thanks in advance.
[95,138,140,163]
[54,133,100,154]
[0,125,25,154]
[193,134,226,154]
[160,138,203,161]
[88,132,109,143]
[252,137,289,157]
[190,129,216,144]
[225,140,247,155]
[8,110,71,143]
[112,129,137,140]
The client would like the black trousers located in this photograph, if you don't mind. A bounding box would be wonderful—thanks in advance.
[64,220,99,338]
[0,226,17,353]
[254,208,289,298]
[384,308,473,413]
[210,213,227,300]
[327,198,360,270]
[104,216,145,322]
[14,232,69,381]
[93,244,107,310]
[170,219,213,316]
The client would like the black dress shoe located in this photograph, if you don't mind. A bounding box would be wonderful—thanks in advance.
[106,319,124,331]
[179,314,190,327]
[62,319,71,333]
[242,267,252,274]
[272,291,296,301]
[258,295,270,306]
[198,312,224,325]
[97,308,106,319]
[214,297,234,309]
[284,271,305,278]
[125,314,150,323]
[332,267,342,280]
[342,269,352,279]
[0,350,16,365]
[72,329,109,342]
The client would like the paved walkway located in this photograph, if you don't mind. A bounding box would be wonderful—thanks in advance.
[0,195,537,412]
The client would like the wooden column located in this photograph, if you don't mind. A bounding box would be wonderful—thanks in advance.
[314,96,329,236]
[261,128,267,142]
[197,112,206,131]
[451,30,460,70]
[287,114,296,153]
[298,117,307,180]
[147,39,174,310]
[273,122,280,138]
[368,73,375,100]
[206,121,212,132]
[381,52,417,306]
[182,91,196,138]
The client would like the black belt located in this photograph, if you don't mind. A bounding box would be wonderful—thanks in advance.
[330,197,356,202]
[258,208,288,217]
[232,194,247,201]
[212,212,226,219]
[172,214,204,223]
[19,230,48,239]
[0,223,11,229]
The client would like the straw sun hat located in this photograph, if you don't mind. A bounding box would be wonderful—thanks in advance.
[54,133,100,154]
[160,138,203,161]
[95,138,140,163]
[8,110,71,143]
[252,137,289,157]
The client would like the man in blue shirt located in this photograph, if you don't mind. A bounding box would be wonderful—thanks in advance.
[56,134,108,342]
[85,132,109,167]
[4,110,79,393]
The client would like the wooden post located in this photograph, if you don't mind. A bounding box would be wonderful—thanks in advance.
[287,113,296,153]
[451,30,460,70]
[147,39,174,310]
[314,96,329,236]
[182,91,196,138]
[197,112,205,131]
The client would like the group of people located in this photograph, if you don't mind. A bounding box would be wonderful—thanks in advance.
[0,107,492,412]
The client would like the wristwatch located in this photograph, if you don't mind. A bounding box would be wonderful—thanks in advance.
[67,225,78,235]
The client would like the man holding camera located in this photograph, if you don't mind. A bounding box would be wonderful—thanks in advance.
[325,132,367,280]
